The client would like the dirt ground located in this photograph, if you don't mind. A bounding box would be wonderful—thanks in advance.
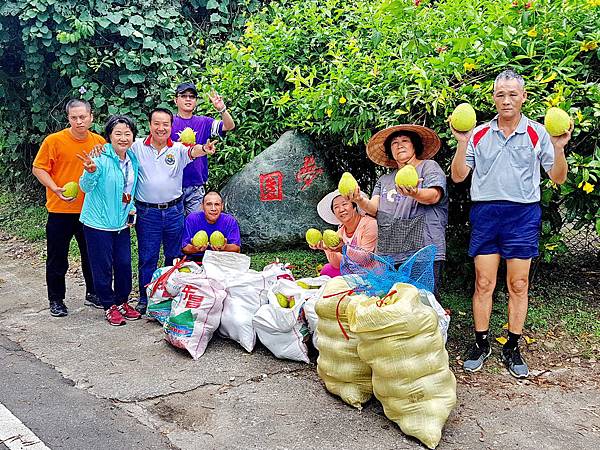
[0,233,599,449]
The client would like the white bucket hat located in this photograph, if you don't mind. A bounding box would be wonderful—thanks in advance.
[317,189,368,225]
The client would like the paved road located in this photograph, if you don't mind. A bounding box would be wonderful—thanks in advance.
[0,334,172,450]
[0,236,599,449]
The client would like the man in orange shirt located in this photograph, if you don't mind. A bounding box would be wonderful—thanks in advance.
[32,99,106,317]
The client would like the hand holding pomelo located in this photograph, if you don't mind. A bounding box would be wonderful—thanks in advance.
[210,231,226,248]
[322,229,341,248]
[544,107,571,137]
[395,165,419,188]
[305,228,322,247]
[62,181,79,198]
[192,230,209,247]
[338,172,358,196]
[450,103,477,132]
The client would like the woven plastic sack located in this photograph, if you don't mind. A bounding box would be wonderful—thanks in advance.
[295,275,331,349]
[163,276,226,359]
[419,289,450,343]
[315,277,372,409]
[219,262,294,352]
[253,278,310,363]
[146,260,203,323]
[347,283,456,449]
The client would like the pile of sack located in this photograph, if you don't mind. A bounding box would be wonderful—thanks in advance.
[315,278,455,449]
[145,251,330,362]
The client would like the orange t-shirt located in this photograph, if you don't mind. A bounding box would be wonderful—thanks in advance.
[33,128,106,213]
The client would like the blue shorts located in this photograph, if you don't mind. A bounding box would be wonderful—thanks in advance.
[469,201,541,260]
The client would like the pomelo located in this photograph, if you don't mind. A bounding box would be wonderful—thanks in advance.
[450,103,477,132]
[544,107,571,137]
[305,228,322,246]
[192,230,209,247]
[322,229,340,248]
[275,293,288,308]
[338,172,358,196]
[210,231,225,248]
[63,181,79,198]
[178,127,197,145]
[395,165,419,188]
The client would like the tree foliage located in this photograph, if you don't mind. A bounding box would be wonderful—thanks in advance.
[0,0,599,260]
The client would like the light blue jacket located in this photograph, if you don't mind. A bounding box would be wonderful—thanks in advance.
[79,144,140,231]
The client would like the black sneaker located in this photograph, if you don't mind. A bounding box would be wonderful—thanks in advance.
[84,293,103,309]
[49,301,68,317]
[135,300,147,315]
[502,346,530,379]
[463,342,492,372]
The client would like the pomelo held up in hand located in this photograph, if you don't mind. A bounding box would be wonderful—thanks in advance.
[178,127,197,145]
[544,107,571,137]
[322,229,340,248]
[338,172,358,196]
[450,103,477,132]
[192,230,209,247]
[395,165,418,188]
[305,228,322,246]
[63,181,79,198]
[210,231,225,248]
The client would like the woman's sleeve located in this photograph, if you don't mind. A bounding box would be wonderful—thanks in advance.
[422,161,447,197]
[358,217,378,252]
[79,159,101,193]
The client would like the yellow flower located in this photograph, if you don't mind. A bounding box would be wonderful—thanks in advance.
[527,28,537,38]
[580,41,599,52]
[463,62,476,71]
[326,108,333,117]
[339,96,347,104]
[582,182,595,194]
[576,110,584,123]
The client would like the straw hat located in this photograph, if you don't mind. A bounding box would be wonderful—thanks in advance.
[366,124,441,168]
[317,189,368,225]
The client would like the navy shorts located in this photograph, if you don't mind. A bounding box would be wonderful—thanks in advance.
[469,201,541,259]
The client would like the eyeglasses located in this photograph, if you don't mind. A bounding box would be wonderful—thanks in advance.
[178,94,197,99]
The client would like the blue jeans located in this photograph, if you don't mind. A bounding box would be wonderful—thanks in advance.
[83,225,132,310]
[135,201,184,303]
[183,184,206,216]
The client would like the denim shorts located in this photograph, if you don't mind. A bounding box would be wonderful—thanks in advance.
[469,201,541,260]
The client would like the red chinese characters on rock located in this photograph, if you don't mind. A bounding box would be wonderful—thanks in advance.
[295,155,323,191]
[259,171,284,201]
[180,285,205,309]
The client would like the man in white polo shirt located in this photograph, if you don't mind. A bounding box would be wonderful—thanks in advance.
[450,69,571,379]
[131,107,215,314]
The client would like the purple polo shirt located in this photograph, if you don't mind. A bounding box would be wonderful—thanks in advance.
[182,211,241,257]
[171,115,224,188]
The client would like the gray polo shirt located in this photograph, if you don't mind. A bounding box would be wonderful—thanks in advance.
[466,114,554,203]
[130,136,193,204]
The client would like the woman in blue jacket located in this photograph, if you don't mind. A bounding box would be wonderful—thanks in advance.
[78,115,141,326]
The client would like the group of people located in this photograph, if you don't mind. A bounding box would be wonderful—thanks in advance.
[307,69,571,379]
[33,69,571,379]
[33,82,239,326]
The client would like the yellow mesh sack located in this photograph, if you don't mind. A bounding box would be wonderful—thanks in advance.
[347,282,456,449]
[315,277,373,409]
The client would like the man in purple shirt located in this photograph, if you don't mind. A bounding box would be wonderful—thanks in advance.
[181,191,242,261]
[171,82,236,215]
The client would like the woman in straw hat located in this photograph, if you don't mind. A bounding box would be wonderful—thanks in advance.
[346,124,448,299]
[310,189,378,278]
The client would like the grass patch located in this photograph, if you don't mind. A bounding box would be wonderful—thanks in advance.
[0,193,47,241]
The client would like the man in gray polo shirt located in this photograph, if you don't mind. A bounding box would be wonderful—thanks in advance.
[131,107,215,314]
[450,69,571,378]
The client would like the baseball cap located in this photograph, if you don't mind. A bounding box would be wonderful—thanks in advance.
[175,82,198,96]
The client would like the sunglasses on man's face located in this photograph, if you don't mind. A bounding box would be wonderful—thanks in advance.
[178,94,197,99]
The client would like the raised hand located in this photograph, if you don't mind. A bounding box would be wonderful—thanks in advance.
[76,151,97,173]
[550,121,573,150]
[208,89,226,112]
[203,139,217,155]
[449,122,473,144]
[88,144,105,158]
